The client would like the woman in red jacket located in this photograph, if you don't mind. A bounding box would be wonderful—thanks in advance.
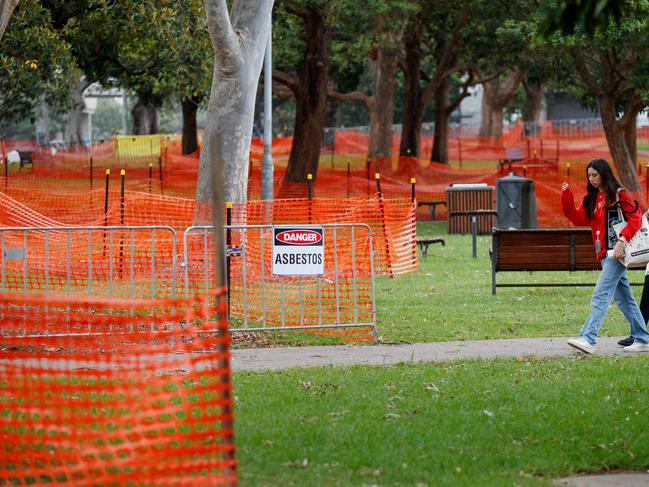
[561,158,649,353]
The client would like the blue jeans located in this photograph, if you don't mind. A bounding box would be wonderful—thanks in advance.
[580,256,649,345]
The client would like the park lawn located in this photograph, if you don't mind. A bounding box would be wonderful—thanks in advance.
[233,221,633,347]
[376,221,631,343]
[234,355,649,486]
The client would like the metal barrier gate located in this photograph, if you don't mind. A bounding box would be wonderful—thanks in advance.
[183,224,376,336]
[0,226,178,298]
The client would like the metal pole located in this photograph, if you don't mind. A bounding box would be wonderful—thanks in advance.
[472,214,477,258]
[411,178,416,203]
[148,162,153,194]
[261,28,274,200]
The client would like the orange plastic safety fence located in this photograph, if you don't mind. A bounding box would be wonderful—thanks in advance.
[0,290,236,486]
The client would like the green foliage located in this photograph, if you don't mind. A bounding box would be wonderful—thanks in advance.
[48,0,212,107]
[0,0,74,124]
[539,0,628,37]
[235,357,649,485]
[92,98,124,140]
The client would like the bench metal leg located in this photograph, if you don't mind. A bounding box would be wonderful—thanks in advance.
[419,242,429,259]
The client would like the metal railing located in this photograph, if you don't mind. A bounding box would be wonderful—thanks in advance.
[0,226,178,298]
[182,223,376,336]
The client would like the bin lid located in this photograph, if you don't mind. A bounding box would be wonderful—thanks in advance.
[446,183,494,191]
[497,173,533,184]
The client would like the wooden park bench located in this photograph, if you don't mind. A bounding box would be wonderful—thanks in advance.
[416,235,445,258]
[491,228,643,294]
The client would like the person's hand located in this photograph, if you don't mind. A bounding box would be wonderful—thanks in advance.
[613,239,626,259]
[561,182,570,192]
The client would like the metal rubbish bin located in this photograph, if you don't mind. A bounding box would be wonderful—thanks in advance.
[445,183,496,234]
[496,173,538,229]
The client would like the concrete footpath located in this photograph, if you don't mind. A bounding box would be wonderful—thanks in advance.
[232,335,632,371]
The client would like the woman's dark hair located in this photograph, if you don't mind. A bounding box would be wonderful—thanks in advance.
[582,158,622,218]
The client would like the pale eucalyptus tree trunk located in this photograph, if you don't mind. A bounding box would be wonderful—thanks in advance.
[0,0,18,40]
[197,0,274,204]
[65,75,89,145]
[198,4,273,481]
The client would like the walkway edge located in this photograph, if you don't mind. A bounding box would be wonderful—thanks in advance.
[232,336,631,371]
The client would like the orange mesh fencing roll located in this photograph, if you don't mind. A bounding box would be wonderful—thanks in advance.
[0,291,236,485]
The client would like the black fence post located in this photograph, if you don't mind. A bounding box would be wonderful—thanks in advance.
[307,173,313,224]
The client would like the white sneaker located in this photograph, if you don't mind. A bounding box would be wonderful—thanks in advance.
[622,341,649,353]
[567,337,596,354]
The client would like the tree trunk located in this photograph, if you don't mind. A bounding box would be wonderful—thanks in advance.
[131,98,159,135]
[479,71,523,137]
[196,0,273,203]
[324,96,338,128]
[624,116,637,168]
[399,29,424,157]
[181,95,200,154]
[40,98,50,144]
[0,0,18,40]
[65,76,87,145]
[479,84,495,137]
[368,44,398,172]
[431,78,450,163]
[600,99,640,192]
[284,9,330,183]
[522,79,544,136]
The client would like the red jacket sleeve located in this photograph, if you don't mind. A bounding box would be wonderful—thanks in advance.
[561,187,590,226]
[618,190,642,241]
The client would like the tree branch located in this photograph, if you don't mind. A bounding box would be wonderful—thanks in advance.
[570,47,601,96]
[619,94,648,129]
[204,0,242,69]
[446,72,475,115]
[327,88,371,106]
[421,6,470,106]
[284,2,309,20]
[0,0,18,40]
[272,69,299,94]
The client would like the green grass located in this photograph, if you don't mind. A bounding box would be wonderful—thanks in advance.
[376,221,634,343]
[234,356,649,486]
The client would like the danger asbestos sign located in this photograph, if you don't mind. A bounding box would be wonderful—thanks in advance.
[272,225,324,276]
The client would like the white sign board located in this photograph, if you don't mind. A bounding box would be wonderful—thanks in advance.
[272,225,324,276]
